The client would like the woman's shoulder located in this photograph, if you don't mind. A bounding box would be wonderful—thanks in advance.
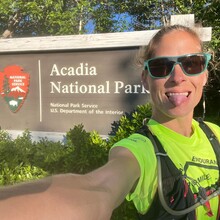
[111,132,157,167]
[203,121,220,140]
[194,119,220,141]
[112,133,153,151]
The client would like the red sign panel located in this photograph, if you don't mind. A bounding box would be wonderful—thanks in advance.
[0,65,30,112]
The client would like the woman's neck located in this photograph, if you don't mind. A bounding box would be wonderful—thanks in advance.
[151,113,194,137]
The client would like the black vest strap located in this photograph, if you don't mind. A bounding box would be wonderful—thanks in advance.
[137,125,196,220]
[197,118,220,171]
[137,119,220,220]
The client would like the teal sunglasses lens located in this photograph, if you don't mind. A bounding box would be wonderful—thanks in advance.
[146,54,210,78]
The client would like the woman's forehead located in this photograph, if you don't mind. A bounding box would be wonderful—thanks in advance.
[153,31,202,56]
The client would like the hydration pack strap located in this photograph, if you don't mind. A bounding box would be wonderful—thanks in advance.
[197,118,220,219]
[137,118,220,219]
[197,117,220,169]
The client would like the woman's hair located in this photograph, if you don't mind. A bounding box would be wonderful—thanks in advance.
[136,24,203,67]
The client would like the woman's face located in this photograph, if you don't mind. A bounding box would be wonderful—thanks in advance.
[142,30,208,122]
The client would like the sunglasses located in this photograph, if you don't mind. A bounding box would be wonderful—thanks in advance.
[144,53,211,79]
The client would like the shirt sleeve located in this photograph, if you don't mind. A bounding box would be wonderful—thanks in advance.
[110,133,158,214]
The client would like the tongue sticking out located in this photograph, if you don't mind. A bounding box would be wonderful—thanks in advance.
[167,93,188,106]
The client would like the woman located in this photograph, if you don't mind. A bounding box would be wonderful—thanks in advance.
[0,25,219,220]
[111,24,220,219]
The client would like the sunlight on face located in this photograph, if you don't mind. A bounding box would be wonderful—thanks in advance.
[144,30,208,122]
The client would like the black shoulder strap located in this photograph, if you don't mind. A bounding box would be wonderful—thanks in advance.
[137,124,163,154]
[137,119,220,177]
[137,120,220,220]
[138,119,220,161]
[137,124,181,177]
[137,124,195,219]
[197,117,220,171]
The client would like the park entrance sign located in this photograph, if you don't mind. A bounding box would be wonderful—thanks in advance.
[0,47,148,137]
[0,14,212,139]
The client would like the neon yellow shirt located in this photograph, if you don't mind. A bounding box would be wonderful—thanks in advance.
[112,119,220,219]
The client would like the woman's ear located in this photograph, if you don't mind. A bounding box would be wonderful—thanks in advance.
[141,70,150,91]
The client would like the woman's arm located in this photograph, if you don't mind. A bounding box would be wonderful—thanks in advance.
[0,147,140,220]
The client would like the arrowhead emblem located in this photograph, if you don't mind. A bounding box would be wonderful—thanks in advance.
[0,65,30,113]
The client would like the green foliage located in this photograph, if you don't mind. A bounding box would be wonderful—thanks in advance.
[0,105,152,219]
[112,200,137,220]
[0,163,47,186]
[0,0,130,36]
[65,124,108,173]
[0,130,48,185]
[0,103,219,220]
[0,130,32,169]
[108,103,152,145]
[31,138,73,174]
[205,116,220,127]
[0,124,109,182]
[1,0,219,124]
[0,1,219,112]
[0,1,219,218]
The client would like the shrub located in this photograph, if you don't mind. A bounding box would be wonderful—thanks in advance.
[108,103,152,146]
[31,138,72,174]
[0,163,48,185]
[65,124,108,173]
[0,130,48,185]
[1,102,219,220]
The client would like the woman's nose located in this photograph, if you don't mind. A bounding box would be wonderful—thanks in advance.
[169,63,187,84]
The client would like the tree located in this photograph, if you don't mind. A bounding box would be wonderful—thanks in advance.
[0,0,111,37]
[0,0,219,117]
[0,0,132,37]
[111,0,220,118]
